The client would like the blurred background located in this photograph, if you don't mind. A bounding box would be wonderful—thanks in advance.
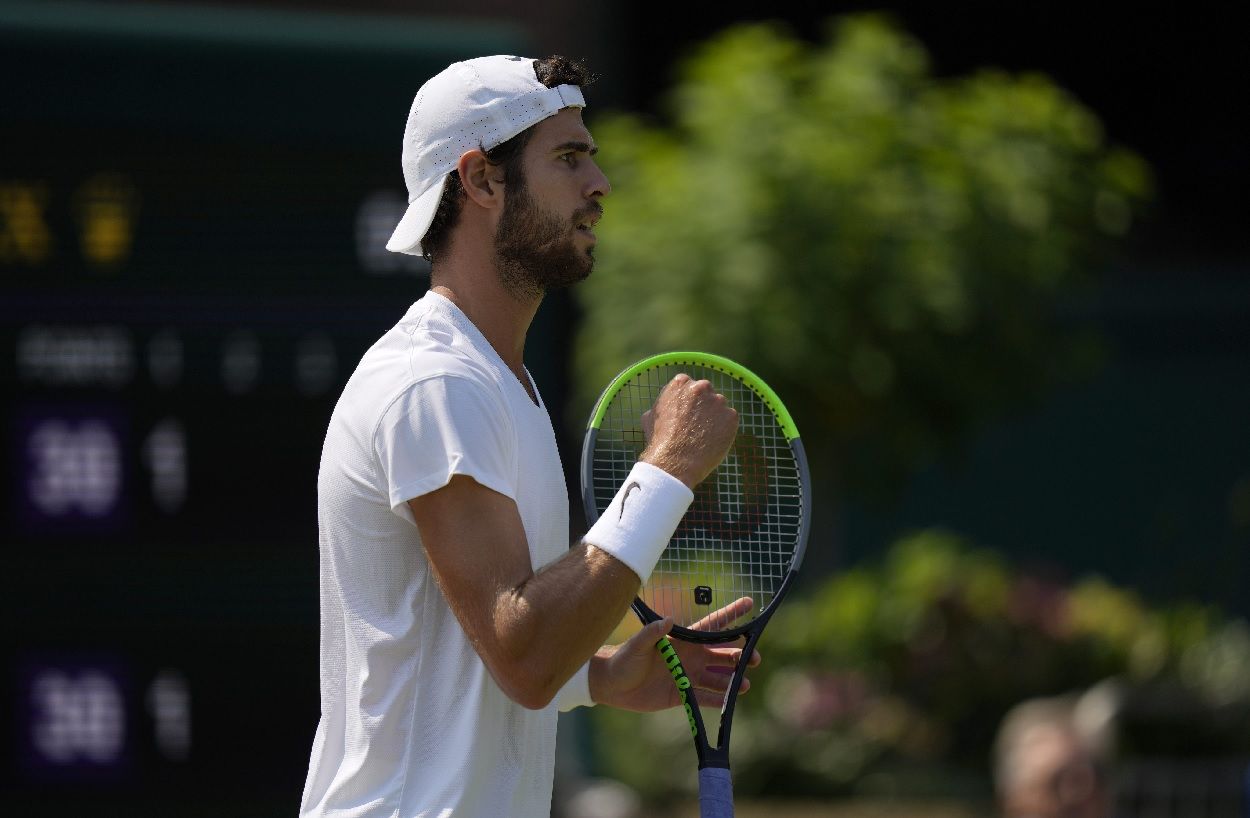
[2,1,1246,815]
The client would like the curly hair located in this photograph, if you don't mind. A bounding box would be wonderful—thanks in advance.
[420,56,595,264]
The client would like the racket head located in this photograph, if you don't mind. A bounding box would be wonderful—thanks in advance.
[580,351,811,643]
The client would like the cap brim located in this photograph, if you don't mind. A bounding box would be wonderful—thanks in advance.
[385,175,447,256]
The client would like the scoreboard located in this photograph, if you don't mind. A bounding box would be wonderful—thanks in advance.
[0,3,567,811]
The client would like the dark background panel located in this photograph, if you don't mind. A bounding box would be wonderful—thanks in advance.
[1,4,540,806]
[2,0,1247,811]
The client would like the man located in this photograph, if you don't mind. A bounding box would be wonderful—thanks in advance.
[300,55,750,817]
[994,693,1115,818]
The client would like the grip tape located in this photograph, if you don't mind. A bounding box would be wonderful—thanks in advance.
[698,766,734,817]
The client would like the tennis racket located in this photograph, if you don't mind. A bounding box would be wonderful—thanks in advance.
[580,351,811,818]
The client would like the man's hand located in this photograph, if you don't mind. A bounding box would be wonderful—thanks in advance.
[588,597,762,712]
[640,374,739,489]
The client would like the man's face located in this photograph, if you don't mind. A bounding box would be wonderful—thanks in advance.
[1003,726,1109,818]
[493,107,609,300]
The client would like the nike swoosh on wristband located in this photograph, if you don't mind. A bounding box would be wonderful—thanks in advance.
[619,481,641,521]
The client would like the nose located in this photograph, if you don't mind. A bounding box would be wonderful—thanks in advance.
[586,159,611,199]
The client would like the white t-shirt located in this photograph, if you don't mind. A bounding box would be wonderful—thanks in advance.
[300,291,589,818]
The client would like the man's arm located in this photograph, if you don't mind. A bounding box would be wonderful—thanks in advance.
[408,374,737,710]
[411,478,638,709]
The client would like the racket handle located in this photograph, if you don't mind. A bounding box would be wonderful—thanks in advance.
[698,766,734,818]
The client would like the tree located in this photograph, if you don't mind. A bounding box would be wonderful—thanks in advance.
[576,15,1151,502]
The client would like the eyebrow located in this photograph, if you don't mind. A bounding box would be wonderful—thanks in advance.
[552,140,598,156]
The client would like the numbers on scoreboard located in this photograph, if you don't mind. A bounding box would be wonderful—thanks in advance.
[147,669,192,761]
[27,418,122,518]
[29,669,126,765]
[355,189,429,276]
[221,330,261,395]
[143,419,187,514]
[19,412,190,525]
[21,661,194,775]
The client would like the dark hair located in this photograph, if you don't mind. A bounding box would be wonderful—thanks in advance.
[421,55,595,263]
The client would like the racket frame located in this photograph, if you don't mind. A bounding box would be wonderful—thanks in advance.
[580,351,812,772]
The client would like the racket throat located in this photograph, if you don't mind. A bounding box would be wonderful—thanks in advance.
[711,628,761,760]
[659,629,763,771]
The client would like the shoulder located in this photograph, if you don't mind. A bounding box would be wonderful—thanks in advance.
[349,296,502,408]
[398,295,505,391]
[345,293,515,439]
[387,370,507,425]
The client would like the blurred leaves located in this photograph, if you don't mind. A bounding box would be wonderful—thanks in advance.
[590,532,1250,800]
[578,15,1152,500]
[574,16,1240,804]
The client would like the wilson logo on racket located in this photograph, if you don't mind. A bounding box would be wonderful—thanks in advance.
[676,431,769,541]
[657,637,697,737]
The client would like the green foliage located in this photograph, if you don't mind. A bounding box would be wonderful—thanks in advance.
[578,15,1152,498]
[589,532,1250,801]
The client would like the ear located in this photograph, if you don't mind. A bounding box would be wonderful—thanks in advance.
[457,150,505,211]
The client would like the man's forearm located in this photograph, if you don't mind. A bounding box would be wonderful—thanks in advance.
[487,542,639,708]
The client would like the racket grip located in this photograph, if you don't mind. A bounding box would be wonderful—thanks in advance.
[698,766,734,818]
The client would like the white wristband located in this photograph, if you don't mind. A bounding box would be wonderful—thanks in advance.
[554,660,594,711]
[584,461,694,582]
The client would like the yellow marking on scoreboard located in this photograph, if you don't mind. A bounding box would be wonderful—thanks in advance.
[0,182,52,265]
[75,173,139,271]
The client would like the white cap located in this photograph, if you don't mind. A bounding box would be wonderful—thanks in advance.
[386,55,587,256]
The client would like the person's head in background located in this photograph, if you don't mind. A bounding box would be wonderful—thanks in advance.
[994,690,1118,818]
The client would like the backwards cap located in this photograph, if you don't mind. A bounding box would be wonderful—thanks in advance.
[386,55,586,256]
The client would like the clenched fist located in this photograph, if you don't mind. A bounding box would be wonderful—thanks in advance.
[640,374,739,488]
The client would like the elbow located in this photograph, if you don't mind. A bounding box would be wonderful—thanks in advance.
[479,587,574,709]
[483,592,563,709]
[494,661,561,710]
[512,686,557,712]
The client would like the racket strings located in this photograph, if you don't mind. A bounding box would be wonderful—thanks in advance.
[592,363,804,631]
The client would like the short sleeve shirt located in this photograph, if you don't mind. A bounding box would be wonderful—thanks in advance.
[300,291,572,817]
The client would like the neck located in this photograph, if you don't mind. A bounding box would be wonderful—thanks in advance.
[428,257,542,377]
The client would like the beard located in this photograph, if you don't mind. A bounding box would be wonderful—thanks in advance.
[493,180,599,301]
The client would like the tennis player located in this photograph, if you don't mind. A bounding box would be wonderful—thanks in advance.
[299,55,754,817]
